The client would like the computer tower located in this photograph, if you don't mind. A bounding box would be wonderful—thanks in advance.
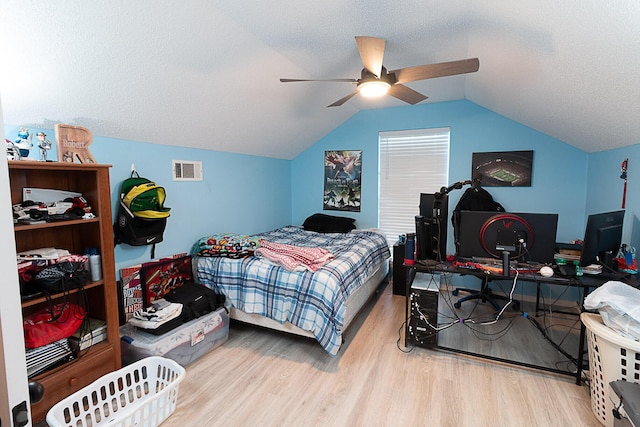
[416,193,448,261]
[407,274,440,348]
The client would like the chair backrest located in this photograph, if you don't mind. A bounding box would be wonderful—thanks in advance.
[451,186,505,254]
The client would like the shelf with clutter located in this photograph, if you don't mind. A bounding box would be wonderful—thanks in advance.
[8,160,120,423]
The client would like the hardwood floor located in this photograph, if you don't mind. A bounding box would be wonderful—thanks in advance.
[161,280,601,427]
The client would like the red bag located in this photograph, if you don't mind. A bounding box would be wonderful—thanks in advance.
[23,303,86,348]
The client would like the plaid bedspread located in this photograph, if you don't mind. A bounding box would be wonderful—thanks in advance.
[195,226,390,355]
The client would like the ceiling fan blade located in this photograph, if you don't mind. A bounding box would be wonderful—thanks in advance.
[355,36,385,77]
[387,84,428,105]
[392,58,480,84]
[327,91,358,107]
[280,78,357,83]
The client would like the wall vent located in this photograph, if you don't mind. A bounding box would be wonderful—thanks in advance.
[172,160,203,181]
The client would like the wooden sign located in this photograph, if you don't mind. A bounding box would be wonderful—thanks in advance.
[54,124,96,163]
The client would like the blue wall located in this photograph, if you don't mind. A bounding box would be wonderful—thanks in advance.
[587,145,640,250]
[290,99,640,300]
[292,100,591,255]
[5,126,292,274]
[7,99,640,284]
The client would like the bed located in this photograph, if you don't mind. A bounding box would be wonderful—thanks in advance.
[192,224,391,355]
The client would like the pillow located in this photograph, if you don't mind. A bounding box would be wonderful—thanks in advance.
[302,213,356,233]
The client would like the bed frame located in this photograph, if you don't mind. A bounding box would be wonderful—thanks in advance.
[228,260,390,339]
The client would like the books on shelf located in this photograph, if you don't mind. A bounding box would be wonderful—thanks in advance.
[26,338,74,378]
[120,264,144,323]
[69,318,107,351]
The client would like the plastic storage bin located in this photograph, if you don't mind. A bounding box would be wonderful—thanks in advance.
[46,356,185,427]
[120,306,229,366]
[582,312,640,427]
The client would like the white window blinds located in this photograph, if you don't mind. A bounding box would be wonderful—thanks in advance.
[378,128,450,246]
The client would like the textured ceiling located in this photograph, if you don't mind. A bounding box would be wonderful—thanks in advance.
[1,1,639,160]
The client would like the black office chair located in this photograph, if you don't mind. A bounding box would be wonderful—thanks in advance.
[450,186,520,312]
[451,273,520,312]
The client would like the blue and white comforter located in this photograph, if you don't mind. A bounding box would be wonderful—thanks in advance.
[195,226,390,355]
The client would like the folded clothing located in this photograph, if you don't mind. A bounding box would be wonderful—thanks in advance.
[129,299,183,330]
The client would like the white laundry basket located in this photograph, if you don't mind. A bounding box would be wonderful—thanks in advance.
[46,356,186,427]
[581,312,640,427]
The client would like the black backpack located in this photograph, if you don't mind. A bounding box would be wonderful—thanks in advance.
[452,186,505,255]
[114,171,171,258]
[164,281,226,322]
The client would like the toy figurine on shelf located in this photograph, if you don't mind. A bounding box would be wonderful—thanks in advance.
[5,139,21,160]
[36,132,52,161]
[14,127,32,158]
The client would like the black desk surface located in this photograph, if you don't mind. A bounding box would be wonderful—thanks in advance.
[410,258,639,288]
[405,258,639,385]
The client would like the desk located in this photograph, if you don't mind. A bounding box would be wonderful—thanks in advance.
[404,260,630,385]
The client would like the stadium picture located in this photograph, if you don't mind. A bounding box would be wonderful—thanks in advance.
[471,150,533,187]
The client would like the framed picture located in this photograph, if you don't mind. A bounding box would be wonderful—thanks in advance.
[471,150,533,187]
[324,150,362,212]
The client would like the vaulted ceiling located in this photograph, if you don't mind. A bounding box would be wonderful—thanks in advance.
[1,1,639,160]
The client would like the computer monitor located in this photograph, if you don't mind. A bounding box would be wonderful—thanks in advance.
[419,193,448,219]
[456,211,559,264]
[579,210,625,267]
[415,193,448,260]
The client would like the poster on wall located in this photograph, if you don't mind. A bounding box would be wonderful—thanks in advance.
[471,150,533,187]
[324,150,362,212]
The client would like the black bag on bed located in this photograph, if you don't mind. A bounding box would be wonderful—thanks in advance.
[164,281,226,322]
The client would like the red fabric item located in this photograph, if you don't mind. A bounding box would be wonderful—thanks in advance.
[23,303,86,348]
[255,239,334,272]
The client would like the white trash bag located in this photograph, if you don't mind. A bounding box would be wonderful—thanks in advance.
[584,280,640,341]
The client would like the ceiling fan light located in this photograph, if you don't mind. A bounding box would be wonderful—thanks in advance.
[358,80,391,98]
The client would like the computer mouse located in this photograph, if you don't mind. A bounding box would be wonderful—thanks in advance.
[540,266,554,277]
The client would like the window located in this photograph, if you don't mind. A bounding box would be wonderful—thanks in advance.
[378,128,450,246]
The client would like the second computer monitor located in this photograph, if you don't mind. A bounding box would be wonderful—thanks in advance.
[579,210,625,267]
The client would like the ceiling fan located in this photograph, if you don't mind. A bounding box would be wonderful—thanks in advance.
[280,36,479,107]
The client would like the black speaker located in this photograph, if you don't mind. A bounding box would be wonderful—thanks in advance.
[415,215,430,260]
[392,241,407,296]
